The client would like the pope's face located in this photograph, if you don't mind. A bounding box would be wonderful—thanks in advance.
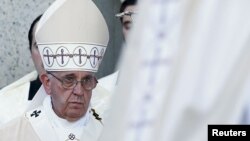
[46,71,94,121]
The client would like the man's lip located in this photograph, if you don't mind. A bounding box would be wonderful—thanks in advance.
[68,102,84,108]
[69,102,84,105]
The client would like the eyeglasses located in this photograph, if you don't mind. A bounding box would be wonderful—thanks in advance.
[47,72,98,91]
[115,11,138,21]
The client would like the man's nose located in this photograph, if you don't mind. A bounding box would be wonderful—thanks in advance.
[72,81,84,95]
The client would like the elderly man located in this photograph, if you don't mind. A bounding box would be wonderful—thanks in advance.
[0,0,109,140]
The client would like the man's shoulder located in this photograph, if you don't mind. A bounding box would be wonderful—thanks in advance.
[91,84,114,123]
[0,72,38,126]
[0,115,28,129]
[98,71,119,92]
[0,92,30,126]
[98,71,119,83]
[0,114,40,140]
[25,106,47,127]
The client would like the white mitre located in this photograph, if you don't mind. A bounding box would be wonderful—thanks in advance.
[35,0,109,72]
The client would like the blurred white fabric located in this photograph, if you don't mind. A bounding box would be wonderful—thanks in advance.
[99,0,250,141]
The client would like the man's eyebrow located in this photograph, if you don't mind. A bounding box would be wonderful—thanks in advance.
[62,74,93,79]
[82,74,94,79]
[63,73,76,78]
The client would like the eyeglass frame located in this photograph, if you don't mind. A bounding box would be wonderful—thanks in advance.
[115,11,138,21]
[47,71,98,91]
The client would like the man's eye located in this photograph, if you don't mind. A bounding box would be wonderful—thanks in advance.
[63,77,75,83]
[83,76,93,82]
[123,22,131,30]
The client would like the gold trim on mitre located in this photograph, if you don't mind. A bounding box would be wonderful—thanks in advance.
[35,0,109,72]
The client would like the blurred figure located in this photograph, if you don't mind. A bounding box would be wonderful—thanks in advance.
[99,0,250,141]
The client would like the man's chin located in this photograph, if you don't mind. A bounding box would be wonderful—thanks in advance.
[65,114,82,122]
[64,110,86,122]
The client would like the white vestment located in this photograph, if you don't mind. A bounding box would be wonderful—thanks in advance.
[98,71,119,93]
[0,71,38,126]
[0,95,103,141]
[0,70,112,127]
[96,71,119,122]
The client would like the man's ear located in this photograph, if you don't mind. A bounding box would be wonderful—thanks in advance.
[40,73,52,95]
